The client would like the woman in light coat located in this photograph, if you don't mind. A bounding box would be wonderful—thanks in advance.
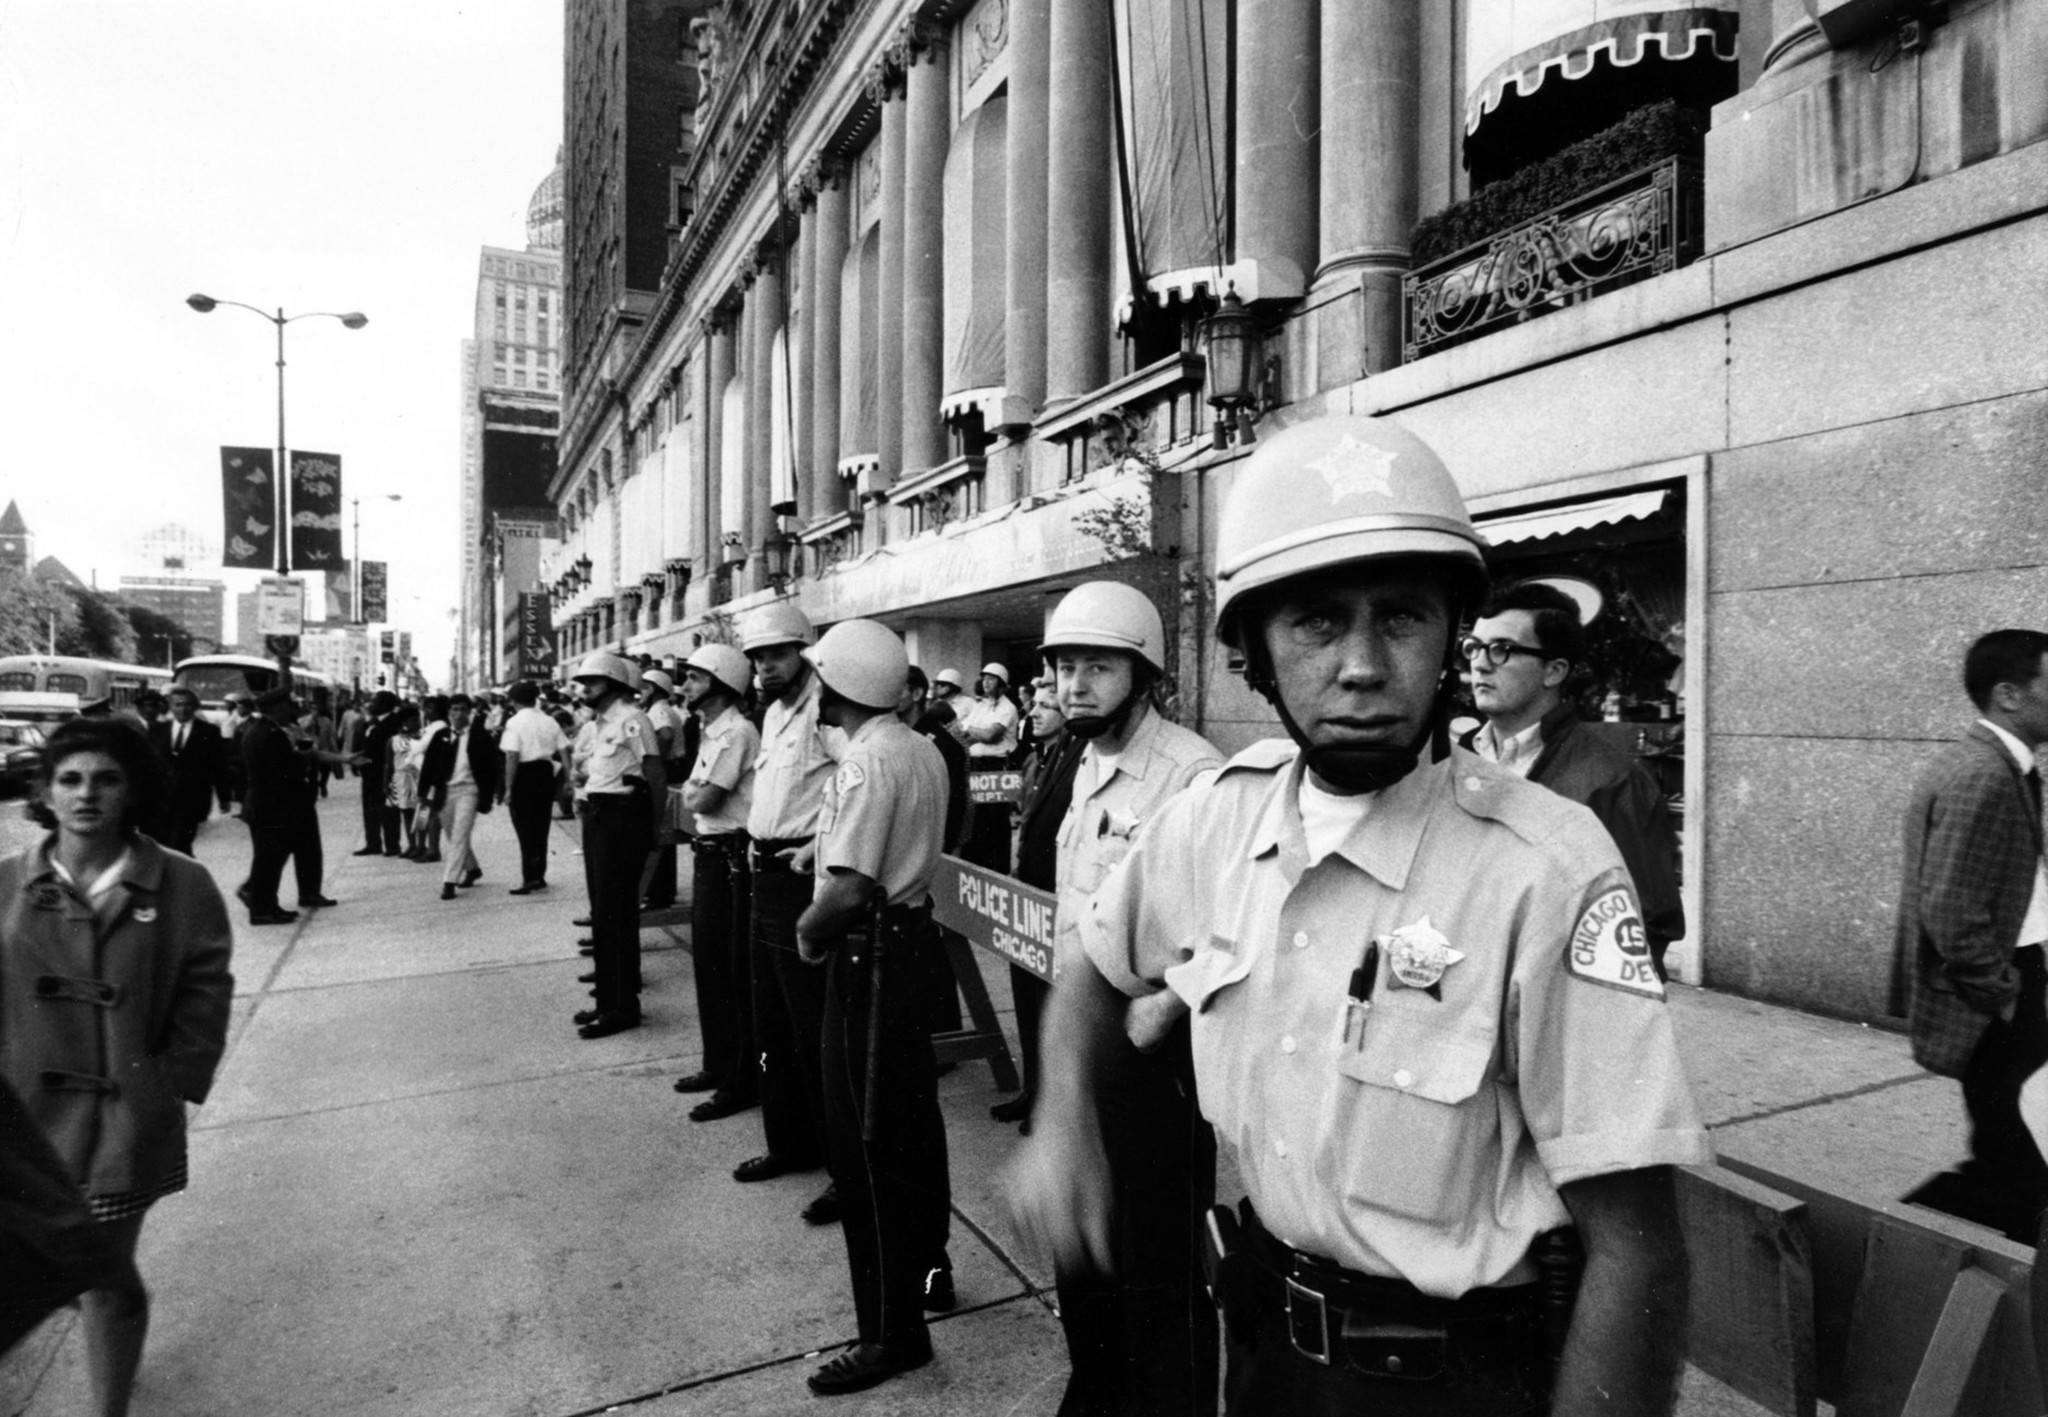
[0,717,233,1416]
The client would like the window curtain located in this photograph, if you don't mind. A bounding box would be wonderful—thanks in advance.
[942,95,1008,413]
[769,325,794,511]
[720,374,746,539]
[1114,0,1233,290]
[837,227,881,462]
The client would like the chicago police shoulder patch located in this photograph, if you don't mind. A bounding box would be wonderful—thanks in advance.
[1567,884,1664,999]
[835,760,867,794]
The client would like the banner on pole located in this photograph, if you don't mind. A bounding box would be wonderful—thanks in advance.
[931,854,1056,983]
[516,592,557,676]
[220,447,276,569]
[360,561,388,622]
[289,452,344,567]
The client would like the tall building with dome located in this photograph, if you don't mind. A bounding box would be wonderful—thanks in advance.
[456,158,565,688]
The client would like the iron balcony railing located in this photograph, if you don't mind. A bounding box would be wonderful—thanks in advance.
[1403,157,1703,363]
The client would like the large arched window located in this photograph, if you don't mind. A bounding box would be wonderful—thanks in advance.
[941,94,1008,433]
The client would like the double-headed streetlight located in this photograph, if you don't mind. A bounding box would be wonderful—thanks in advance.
[185,294,367,576]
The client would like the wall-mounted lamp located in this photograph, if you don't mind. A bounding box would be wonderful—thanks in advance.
[1200,289,1262,449]
[573,554,593,589]
[762,525,800,589]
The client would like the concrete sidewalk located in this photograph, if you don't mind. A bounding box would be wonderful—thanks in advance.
[0,792,1971,1415]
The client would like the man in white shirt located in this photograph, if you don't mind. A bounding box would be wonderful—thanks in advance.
[499,680,571,894]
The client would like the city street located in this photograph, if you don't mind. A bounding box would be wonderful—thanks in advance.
[0,791,1973,1416]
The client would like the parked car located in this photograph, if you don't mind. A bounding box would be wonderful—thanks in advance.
[0,719,47,799]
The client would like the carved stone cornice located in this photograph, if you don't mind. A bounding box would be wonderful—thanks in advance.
[891,17,945,69]
[863,57,902,106]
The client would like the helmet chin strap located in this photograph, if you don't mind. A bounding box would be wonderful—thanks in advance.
[1258,674,1456,795]
[1063,689,1141,742]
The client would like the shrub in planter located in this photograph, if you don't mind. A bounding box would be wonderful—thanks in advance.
[1409,101,1711,267]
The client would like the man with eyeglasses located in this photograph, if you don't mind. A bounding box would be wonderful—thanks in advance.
[1460,582,1685,981]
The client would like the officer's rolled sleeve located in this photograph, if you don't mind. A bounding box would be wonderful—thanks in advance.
[1510,870,1714,1188]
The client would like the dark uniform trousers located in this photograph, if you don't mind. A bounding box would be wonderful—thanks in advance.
[821,907,952,1355]
[508,761,557,886]
[584,789,650,1020]
[359,767,389,852]
[750,846,827,1165]
[1222,1203,1550,1417]
[1056,1019,1218,1417]
[691,834,755,1099]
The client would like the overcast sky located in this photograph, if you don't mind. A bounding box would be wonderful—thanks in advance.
[0,1,564,682]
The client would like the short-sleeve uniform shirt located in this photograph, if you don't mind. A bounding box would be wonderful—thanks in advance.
[960,695,1021,760]
[689,704,760,836]
[645,698,690,757]
[815,715,948,908]
[1080,742,1712,1300]
[584,699,660,795]
[499,706,568,763]
[748,674,835,842]
[1054,709,1222,977]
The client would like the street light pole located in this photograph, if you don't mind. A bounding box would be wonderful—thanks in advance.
[186,294,367,577]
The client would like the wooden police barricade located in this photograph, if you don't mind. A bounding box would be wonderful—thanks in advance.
[927,853,1050,1091]
[1679,1156,2046,1417]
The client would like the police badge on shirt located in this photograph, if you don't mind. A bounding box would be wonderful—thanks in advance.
[1567,870,1664,999]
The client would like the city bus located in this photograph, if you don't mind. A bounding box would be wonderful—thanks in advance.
[172,654,336,721]
[0,654,173,716]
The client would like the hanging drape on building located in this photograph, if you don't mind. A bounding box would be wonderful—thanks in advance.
[664,403,694,562]
[1113,0,1232,295]
[769,325,795,512]
[942,95,1008,418]
[1464,1,1740,134]
[720,375,747,538]
[838,227,881,462]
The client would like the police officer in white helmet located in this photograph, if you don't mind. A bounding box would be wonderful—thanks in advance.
[793,619,953,1396]
[637,667,689,910]
[568,652,665,1039]
[675,643,760,1124]
[1011,415,1711,1413]
[726,602,834,1215]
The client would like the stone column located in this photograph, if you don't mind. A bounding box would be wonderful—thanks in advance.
[1237,0,1318,297]
[1044,0,1113,402]
[704,314,734,572]
[791,199,817,529]
[875,68,909,502]
[747,262,781,592]
[899,23,950,479]
[1315,0,1419,376]
[809,164,849,525]
[1003,0,1050,428]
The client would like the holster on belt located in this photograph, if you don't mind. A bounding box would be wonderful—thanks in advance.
[1203,1205,1262,1346]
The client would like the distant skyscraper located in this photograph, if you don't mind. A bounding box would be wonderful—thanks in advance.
[456,157,564,689]
[129,523,216,575]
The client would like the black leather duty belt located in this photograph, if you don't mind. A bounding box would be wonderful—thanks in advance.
[1235,1202,1542,1381]
[750,837,811,873]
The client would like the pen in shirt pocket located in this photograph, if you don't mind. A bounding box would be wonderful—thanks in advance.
[1341,940,1380,1050]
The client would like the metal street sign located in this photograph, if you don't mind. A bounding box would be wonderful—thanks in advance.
[256,577,304,635]
[931,854,1055,983]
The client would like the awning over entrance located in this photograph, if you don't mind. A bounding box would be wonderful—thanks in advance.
[1476,488,1668,547]
[1464,1,1738,135]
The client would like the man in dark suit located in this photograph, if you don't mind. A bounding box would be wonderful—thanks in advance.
[353,690,402,856]
[1461,582,1685,977]
[149,686,229,854]
[1900,628,2048,1244]
[239,688,307,925]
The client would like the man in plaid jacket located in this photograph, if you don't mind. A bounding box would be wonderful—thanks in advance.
[1900,629,2048,1243]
